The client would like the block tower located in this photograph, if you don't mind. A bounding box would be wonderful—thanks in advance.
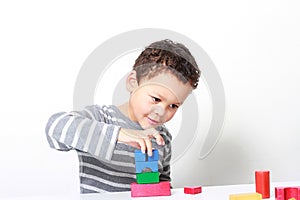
[130,149,171,197]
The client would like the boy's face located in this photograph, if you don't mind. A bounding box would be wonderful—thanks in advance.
[127,71,192,129]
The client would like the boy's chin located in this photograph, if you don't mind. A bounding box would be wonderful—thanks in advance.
[140,123,160,130]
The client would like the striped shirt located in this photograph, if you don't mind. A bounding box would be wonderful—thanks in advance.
[45,105,172,193]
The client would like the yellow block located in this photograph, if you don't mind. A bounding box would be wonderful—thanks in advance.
[229,193,262,200]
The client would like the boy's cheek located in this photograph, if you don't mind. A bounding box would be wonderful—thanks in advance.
[164,112,176,123]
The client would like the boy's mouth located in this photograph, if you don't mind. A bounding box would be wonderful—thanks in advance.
[146,116,160,126]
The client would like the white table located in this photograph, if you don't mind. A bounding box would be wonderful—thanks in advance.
[81,181,300,200]
[3,181,299,200]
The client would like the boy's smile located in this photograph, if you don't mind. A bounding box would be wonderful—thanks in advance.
[125,71,192,129]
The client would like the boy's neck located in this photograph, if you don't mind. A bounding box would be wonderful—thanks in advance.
[117,102,130,119]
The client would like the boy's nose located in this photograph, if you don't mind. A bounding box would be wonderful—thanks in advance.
[151,104,165,117]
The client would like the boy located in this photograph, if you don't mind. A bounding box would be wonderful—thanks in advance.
[45,39,200,193]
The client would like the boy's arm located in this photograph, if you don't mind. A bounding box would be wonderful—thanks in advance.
[160,147,172,182]
[45,106,120,161]
[118,128,165,156]
[158,127,172,182]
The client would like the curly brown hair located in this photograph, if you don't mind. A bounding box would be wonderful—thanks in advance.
[133,39,201,89]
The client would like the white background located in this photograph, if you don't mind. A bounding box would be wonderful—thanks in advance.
[1,0,300,198]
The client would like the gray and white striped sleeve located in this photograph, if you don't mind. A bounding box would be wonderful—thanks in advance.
[158,126,172,182]
[45,108,120,161]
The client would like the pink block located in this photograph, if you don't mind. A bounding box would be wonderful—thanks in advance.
[275,187,285,200]
[130,181,171,197]
[184,186,202,194]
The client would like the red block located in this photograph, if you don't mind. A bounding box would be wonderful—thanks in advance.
[184,186,202,194]
[255,170,270,198]
[130,181,171,197]
[284,187,299,200]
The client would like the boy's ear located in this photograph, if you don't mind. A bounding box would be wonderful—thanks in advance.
[126,70,139,92]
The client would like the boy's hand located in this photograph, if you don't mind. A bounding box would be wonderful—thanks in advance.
[118,128,165,156]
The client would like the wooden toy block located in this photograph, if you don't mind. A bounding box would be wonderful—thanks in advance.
[147,149,159,161]
[284,187,299,200]
[184,186,202,194]
[135,160,158,173]
[229,193,262,200]
[275,187,285,200]
[134,149,159,162]
[136,172,159,184]
[130,181,171,197]
[134,150,147,161]
[255,171,270,198]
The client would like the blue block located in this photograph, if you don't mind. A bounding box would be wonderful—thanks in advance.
[135,161,158,173]
[134,150,146,162]
[148,149,159,161]
[134,149,159,162]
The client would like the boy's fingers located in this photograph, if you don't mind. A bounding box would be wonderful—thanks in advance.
[138,139,146,154]
[127,142,141,149]
[144,138,153,156]
[153,132,165,145]
[119,128,164,154]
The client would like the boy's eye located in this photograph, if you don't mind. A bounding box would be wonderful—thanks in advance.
[152,96,161,102]
[169,104,179,109]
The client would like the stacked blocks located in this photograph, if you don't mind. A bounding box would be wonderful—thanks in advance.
[134,149,159,184]
[229,171,267,200]
[130,149,171,197]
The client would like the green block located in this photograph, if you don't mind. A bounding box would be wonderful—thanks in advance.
[136,172,159,184]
